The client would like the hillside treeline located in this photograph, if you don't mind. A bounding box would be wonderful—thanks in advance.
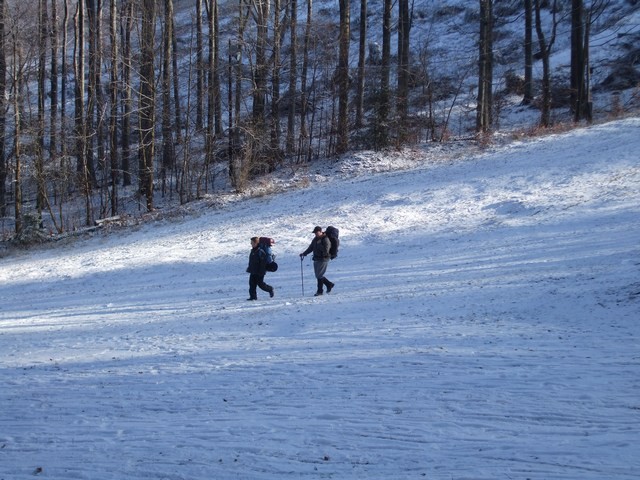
[0,0,636,238]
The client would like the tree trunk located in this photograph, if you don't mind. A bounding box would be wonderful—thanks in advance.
[476,0,493,133]
[61,0,69,162]
[109,0,118,215]
[571,0,587,122]
[336,0,350,155]
[523,0,533,105]
[286,0,296,155]
[162,0,175,196]
[205,0,220,190]
[231,0,248,188]
[12,34,23,234]
[50,0,59,159]
[85,0,100,187]
[571,0,583,118]
[355,0,366,129]
[0,0,6,218]
[74,0,85,178]
[74,0,92,225]
[37,0,48,221]
[94,1,105,190]
[171,18,183,141]
[139,0,156,210]
[252,0,269,124]
[583,12,592,123]
[377,0,391,149]
[121,0,133,187]
[397,0,410,142]
[195,0,203,130]
[299,0,312,161]
[272,0,282,159]
[212,0,221,136]
[534,0,557,127]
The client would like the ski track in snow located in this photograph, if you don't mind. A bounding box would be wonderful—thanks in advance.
[1,119,639,479]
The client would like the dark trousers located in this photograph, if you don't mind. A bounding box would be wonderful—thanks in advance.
[249,274,272,299]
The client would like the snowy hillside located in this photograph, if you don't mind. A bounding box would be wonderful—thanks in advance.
[1,118,639,479]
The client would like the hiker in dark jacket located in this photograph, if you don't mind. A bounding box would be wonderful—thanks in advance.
[300,226,335,296]
[246,237,274,300]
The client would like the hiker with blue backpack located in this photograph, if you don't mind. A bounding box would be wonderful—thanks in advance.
[246,236,275,300]
[300,226,337,296]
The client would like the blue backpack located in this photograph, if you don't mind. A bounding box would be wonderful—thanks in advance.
[259,237,278,272]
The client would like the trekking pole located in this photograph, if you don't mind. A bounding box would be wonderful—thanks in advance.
[300,256,305,296]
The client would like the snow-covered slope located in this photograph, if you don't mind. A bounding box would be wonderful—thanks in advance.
[1,118,639,479]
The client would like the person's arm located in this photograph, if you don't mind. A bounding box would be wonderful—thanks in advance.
[301,241,313,257]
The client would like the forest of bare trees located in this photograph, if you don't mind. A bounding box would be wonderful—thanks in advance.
[0,0,635,239]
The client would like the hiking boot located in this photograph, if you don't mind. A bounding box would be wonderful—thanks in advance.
[314,291,323,297]
[247,297,257,301]
[270,289,275,298]
[325,281,334,293]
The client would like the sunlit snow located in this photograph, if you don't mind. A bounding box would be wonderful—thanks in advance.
[1,119,639,479]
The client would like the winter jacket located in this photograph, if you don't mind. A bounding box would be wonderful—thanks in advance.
[247,247,268,276]
[302,235,331,262]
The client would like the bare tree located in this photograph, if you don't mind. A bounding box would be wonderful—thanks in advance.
[49,0,59,159]
[271,0,282,158]
[286,0,297,154]
[74,0,93,225]
[36,0,48,222]
[85,0,101,188]
[161,0,175,196]
[139,0,156,210]
[375,0,392,150]
[120,0,133,187]
[252,0,270,123]
[195,0,204,130]
[355,0,366,129]
[397,0,410,141]
[73,0,85,179]
[477,0,493,133]
[11,28,24,234]
[571,0,586,121]
[336,0,350,155]
[534,0,558,127]
[572,0,609,122]
[171,16,183,142]
[228,0,250,189]
[523,0,533,105]
[298,0,313,161]
[61,0,69,160]
[205,0,215,185]
[0,0,6,218]
[203,0,221,192]
[212,0,221,136]
[108,0,118,215]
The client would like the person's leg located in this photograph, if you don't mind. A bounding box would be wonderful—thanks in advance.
[248,274,258,300]
[323,278,334,293]
[257,275,274,298]
[313,261,328,296]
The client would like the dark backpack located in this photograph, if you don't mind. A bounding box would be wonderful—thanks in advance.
[258,237,278,272]
[325,226,339,259]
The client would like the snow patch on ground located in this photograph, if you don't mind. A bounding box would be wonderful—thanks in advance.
[1,118,639,479]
